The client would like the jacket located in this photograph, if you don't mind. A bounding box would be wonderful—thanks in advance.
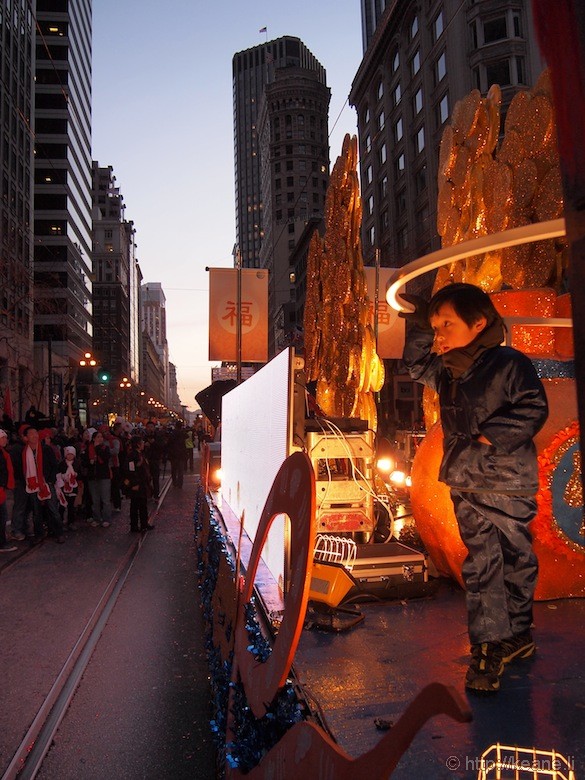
[403,325,549,494]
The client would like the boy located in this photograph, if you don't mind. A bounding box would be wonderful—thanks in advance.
[402,283,548,693]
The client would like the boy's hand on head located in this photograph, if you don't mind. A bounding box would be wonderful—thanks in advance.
[398,293,431,330]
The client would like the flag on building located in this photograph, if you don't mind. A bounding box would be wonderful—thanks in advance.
[259,26,267,33]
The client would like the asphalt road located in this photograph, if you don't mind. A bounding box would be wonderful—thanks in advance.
[0,468,216,780]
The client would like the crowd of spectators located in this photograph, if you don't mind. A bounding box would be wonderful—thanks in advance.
[0,415,204,551]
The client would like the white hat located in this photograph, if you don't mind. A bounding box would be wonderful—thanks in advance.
[0,429,7,439]
[64,446,77,457]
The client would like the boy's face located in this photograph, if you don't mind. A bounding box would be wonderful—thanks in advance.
[429,303,487,354]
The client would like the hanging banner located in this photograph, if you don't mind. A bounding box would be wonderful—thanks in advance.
[208,268,269,362]
[364,266,405,359]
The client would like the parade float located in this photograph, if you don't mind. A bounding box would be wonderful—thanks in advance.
[386,70,584,600]
[195,135,470,778]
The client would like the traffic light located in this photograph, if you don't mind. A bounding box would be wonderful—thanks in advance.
[97,369,111,383]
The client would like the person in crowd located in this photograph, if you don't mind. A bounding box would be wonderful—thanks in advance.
[194,418,205,451]
[9,425,64,544]
[0,429,17,552]
[24,404,41,428]
[143,421,166,500]
[167,421,187,488]
[402,283,548,694]
[82,430,112,528]
[107,422,124,513]
[184,426,195,472]
[123,435,154,532]
[56,445,80,531]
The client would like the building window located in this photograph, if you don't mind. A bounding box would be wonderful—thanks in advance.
[483,16,507,44]
[392,50,400,73]
[414,88,423,115]
[516,57,526,85]
[381,209,389,233]
[393,83,402,106]
[379,175,388,199]
[396,189,407,215]
[416,126,425,154]
[438,93,449,125]
[513,13,522,37]
[436,52,447,83]
[433,10,444,42]
[366,165,373,184]
[415,165,427,194]
[368,194,374,215]
[411,50,421,77]
[377,110,385,131]
[377,80,384,100]
[286,176,294,187]
[380,143,387,165]
[395,153,405,177]
[398,226,408,250]
[364,134,372,153]
[394,117,403,142]
[364,105,370,124]
[485,59,511,87]
[368,225,376,246]
[410,15,419,39]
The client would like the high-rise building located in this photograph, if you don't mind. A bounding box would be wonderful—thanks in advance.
[92,163,140,385]
[141,282,169,404]
[0,0,35,421]
[33,0,93,403]
[233,37,330,355]
[350,0,545,281]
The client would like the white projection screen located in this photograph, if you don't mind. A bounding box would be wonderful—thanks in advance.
[220,348,294,592]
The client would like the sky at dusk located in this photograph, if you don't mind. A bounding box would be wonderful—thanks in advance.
[91,1,364,411]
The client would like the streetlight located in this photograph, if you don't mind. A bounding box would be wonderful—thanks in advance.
[119,377,131,419]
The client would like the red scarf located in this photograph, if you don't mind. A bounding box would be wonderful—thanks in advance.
[22,443,51,500]
[1,448,14,490]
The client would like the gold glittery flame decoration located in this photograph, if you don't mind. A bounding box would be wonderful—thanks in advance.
[303,134,384,431]
[565,450,583,508]
[435,69,567,294]
[425,70,569,430]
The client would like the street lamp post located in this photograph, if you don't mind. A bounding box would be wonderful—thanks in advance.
[119,377,131,419]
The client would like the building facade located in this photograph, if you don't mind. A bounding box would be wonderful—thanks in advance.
[141,282,169,404]
[91,164,138,385]
[350,0,546,280]
[0,0,35,421]
[233,37,330,355]
[33,0,93,414]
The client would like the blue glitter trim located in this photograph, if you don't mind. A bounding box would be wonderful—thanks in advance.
[531,359,575,379]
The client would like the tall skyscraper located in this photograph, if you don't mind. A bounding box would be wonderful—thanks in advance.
[92,163,140,385]
[33,0,93,395]
[233,36,330,355]
[0,0,35,420]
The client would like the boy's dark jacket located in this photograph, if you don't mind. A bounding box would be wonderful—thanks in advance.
[403,325,549,494]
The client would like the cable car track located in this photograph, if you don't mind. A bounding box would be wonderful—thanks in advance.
[0,477,172,780]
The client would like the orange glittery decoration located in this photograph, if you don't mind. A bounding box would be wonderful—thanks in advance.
[411,393,585,601]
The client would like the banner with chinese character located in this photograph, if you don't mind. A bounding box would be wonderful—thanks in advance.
[364,267,405,359]
[208,268,269,362]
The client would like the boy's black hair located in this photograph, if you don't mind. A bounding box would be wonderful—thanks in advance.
[428,283,501,327]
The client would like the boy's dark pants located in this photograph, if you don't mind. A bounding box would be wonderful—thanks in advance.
[450,490,538,645]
